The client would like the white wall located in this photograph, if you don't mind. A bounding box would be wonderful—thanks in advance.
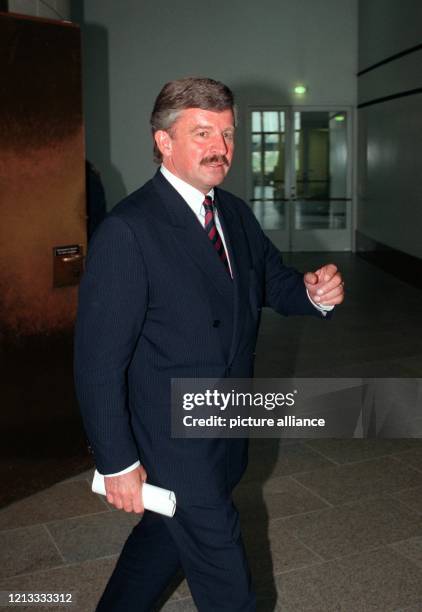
[79,0,357,208]
[359,0,422,70]
[357,0,422,259]
[8,0,70,19]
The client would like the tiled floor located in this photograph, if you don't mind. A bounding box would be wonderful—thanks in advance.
[1,254,422,611]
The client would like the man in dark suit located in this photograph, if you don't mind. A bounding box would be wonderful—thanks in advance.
[74,77,344,611]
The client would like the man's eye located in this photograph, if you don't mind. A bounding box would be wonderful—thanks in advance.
[198,131,208,137]
[224,132,234,140]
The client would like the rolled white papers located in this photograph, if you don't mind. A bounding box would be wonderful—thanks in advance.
[92,470,176,517]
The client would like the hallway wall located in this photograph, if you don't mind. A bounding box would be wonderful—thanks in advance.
[75,0,357,208]
[357,0,422,260]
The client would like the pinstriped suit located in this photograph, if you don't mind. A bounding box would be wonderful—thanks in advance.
[74,170,324,610]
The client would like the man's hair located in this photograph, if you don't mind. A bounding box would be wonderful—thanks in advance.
[150,77,235,163]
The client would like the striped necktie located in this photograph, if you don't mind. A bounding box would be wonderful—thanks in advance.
[203,196,231,276]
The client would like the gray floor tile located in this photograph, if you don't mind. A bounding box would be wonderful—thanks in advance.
[47,510,139,563]
[335,547,422,611]
[0,556,117,612]
[304,439,422,465]
[0,481,107,531]
[391,537,422,569]
[391,486,422,514]
[172,578,190,600]
[159,598,197,611]
[272,546,422,612]
[292,456,422,505]
[0,525,64,579]
[394,448,422,473]
[243,442,335,484]
[281,497,422,560]
[243,519,322,578]
[271,558,356,611]
[159,593,284,612]
[234,475,330,521]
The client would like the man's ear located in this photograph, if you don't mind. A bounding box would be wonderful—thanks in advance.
[154,130,173,159]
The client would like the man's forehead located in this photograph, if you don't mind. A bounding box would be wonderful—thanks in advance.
[177,107,235,127]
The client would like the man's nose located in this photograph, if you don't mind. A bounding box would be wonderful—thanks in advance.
[210,133,228,154]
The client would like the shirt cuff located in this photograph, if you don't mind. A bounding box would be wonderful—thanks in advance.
[306,289,335,317]
[102,461,140,477]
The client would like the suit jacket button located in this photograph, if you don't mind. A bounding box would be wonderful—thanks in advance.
[212,320,221,327]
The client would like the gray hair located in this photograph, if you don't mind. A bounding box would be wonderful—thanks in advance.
[150,77,235,163]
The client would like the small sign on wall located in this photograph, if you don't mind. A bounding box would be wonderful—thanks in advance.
[53,244,84,288]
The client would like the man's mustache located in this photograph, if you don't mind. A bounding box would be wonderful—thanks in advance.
[200,155,229,166]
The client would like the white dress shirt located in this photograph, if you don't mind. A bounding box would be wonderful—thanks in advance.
[103,165,332,477]
[160,165,233,276]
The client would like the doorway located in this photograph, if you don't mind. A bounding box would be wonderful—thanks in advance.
[249,107,353,251]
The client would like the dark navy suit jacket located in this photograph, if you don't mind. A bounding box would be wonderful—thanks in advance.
[74,171,322,505]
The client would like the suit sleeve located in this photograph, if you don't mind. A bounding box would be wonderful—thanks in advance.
[74,215,148,474]
[238,199,325,317]
[262,233,321,316]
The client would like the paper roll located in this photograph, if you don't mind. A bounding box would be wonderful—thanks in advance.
[92,470,176,517]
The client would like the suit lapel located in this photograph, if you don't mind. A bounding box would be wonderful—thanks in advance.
[152,171,233,301]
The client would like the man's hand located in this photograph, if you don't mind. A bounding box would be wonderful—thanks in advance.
[104,465,147,513]
[304,263,344,306]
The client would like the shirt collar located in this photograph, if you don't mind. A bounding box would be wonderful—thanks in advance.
[160,165,214,218]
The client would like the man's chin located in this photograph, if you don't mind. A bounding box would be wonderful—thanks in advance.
[203,165,229,183]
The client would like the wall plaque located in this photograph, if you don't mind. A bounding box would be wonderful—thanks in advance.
[53,244,84,288]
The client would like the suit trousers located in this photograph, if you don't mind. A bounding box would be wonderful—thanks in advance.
[96,498,256,611]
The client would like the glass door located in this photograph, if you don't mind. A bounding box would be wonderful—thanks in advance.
[249,107,353,252]
[290,109,352,251]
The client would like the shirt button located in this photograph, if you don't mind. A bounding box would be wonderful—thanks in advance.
[212,320,221,327]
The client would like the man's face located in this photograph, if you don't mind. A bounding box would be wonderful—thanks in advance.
[156,108,235,194]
